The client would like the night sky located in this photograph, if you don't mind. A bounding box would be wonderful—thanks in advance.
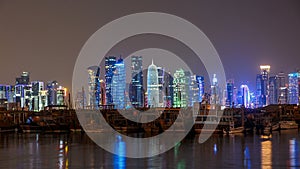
[0,1,300,92]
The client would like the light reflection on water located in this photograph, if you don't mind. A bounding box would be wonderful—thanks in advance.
[261,140,272,169]
[0,130,299,169]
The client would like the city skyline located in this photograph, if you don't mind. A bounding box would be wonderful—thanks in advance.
[1,57,300,111]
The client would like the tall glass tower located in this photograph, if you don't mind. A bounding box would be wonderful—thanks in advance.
[173,69,189,107]
[226,79,234,107]
[105,56,116,105]
[288,72,299,104]
[147,60,159,107]
[278,72,288,104]
[112,58,126,109]
[241,84,250,108]
[131,56,144,107]
[163,71,173,107]
[269,75,278,104]
[87,66,101,109]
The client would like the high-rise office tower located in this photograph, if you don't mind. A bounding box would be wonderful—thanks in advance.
[173,69,189,107]
[210,74,220,105]
[105,56,116,105]
[147,60,159,107]
[269,76,278,104]
[47,81,58,106]
[157,67,165,107]
[131,56,144,107]
[277,72,288,104]
[197,76,205,103]
[87,66,101,109]
[240,84,250,108]
[56,86,66,106]
[31,81,44,111]
[189,75,204,106]
[163,71,173,107]
[226,79,234,107]
[112,58,126,109]
[288,72,299,104]
[256,65,271,107]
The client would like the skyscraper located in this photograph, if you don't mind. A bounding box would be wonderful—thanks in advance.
[105,56,116,105]
[210,74,220,105]
[173,69,189,107]
[147,60,159,107]
[269,76,278,104]
[31,81,44,111]
[47,81,58,106]
[56,86,66,106]
[226,79,234,107]
[240,84,250,108]
[288,72,299,104]
[278,72,288,104]
[157,67,165,107]
[256,65,271,107]
[112,58,126,109]
[163,71,173,108]
[87,66,101,109]
[189,75,204,106]
[131,56,144,107]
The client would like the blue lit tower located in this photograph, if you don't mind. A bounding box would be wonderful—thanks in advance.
[256,65,270,107]
[241,84,250,108]
[87,66,101,109]
[288,72,299,104]
[105,56,116,105]
[47,81,58,106]
[226,79,234,107]
[112,58,126,109]
[147,60,159,107]
[269,75,279,104]
[189,75,204,106]
[130,56,144,107]
[197,76,205,103]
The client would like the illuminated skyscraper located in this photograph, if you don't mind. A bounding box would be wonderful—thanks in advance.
[173,69,189,107]
[56,86,66,106]
[278,72,288,104]
[189,75,204,106]
[105,56,116,105]
[226,79,234,107]
[157,67,165,107]
[147,60,159,107]
[288,72,299,104]
[163,71,173,107]
[112,58,126,109]
[210,74,220,105]
[47,81,58,106]
[131,56,144,107]
[87,66,101,109]
[256,65,270,107]
[269,76,279,104]
[31,81,44,111]
[241,84,250,108]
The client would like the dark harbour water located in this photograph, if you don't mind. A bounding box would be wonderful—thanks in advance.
[0,130,299,169]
